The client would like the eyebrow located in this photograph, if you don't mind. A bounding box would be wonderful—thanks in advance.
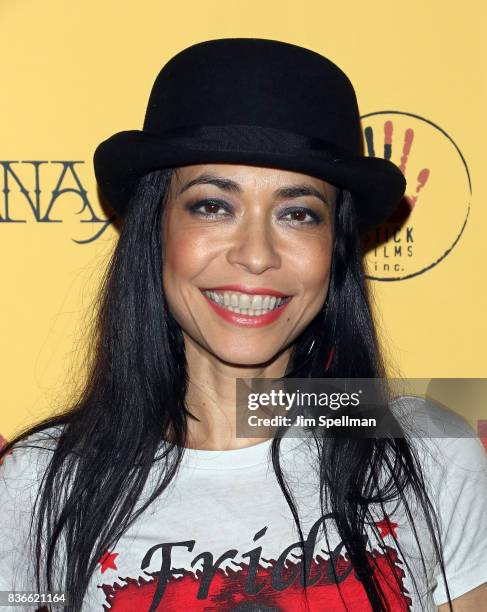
[177,173,330,207]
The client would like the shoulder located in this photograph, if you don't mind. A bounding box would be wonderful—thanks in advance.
[390,394,487,474]
[0,427,63,590]
[0,426,63,502]
[390,395,487,605]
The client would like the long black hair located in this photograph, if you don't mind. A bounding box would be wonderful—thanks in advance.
[0,167,452,611]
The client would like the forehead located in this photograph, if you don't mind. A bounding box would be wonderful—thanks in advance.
[170,163,337,200]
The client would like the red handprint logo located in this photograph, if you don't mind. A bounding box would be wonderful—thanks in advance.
[359,110,470,280]
[364,120,430,222]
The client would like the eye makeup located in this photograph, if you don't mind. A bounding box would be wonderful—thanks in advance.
[185,198,232,218]
[184,199,326,226]
[277,205,323,225]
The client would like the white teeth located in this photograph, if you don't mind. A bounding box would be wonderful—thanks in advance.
[203,290,290,316]
[239,294,251,309]
[251,295,263,310]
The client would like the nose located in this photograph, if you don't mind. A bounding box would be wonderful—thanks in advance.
[226,215,281,275]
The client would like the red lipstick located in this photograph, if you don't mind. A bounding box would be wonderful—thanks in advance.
[200,290,292,328]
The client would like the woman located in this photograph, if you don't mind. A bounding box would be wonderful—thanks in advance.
[1,38,486,611]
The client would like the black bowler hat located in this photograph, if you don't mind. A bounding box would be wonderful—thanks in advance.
[93,38,406,233]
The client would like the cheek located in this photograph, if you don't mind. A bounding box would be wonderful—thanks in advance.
[163,228,212,280]
[289,235,333,290]
[162,230,193,317]
[162,228,220,323]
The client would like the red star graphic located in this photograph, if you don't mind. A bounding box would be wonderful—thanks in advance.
[376,516,398,539]
[98,550,118,574]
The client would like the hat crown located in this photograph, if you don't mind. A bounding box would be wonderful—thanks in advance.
[93,37,406,230]
[143,38,363,156]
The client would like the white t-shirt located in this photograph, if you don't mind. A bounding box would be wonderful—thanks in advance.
[1,396,487,611]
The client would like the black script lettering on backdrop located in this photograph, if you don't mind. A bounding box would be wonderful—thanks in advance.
[0,161,113,243]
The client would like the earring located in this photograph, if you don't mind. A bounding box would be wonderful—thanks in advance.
[307,339,316,356]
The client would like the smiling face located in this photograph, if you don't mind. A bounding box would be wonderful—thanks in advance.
[161,164,336,366]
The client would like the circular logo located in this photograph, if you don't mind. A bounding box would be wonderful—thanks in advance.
[360,111,471,281]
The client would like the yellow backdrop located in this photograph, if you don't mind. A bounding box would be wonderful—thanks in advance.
[1,0,486,440]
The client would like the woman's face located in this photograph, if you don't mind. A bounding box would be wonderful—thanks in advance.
[162,164,335,366]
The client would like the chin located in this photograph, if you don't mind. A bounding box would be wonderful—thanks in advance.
[214,348,280,368]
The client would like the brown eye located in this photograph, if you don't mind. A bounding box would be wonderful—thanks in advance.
[203,202,221,214]
[279,206,322,225]
[290,210,307,221]
[186,198,232,219]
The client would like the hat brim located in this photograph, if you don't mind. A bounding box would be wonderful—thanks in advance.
[93,129,406,233]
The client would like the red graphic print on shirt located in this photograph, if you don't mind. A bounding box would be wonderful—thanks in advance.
[99,514,411,611]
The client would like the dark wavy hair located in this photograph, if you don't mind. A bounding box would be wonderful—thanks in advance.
[0,167,452,611]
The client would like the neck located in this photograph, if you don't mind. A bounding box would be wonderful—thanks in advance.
[183,334,291,450]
